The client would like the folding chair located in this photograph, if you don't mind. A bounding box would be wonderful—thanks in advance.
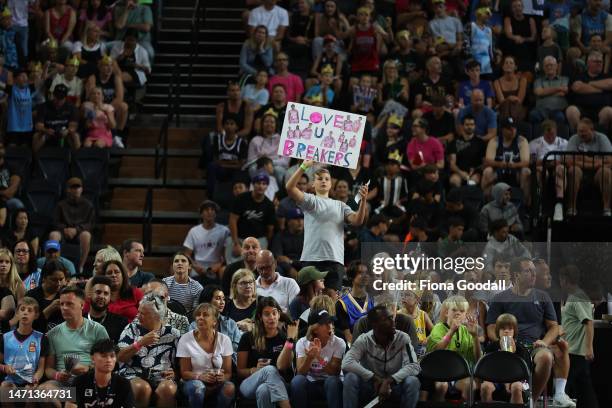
[417,349,472,407]
[472,351,531,407]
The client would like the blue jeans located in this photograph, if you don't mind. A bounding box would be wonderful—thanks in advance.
[290,375,342,408]
[13,25,28,61]
[342,372,420,408]
[529,107,566,124]
[239,365,289,408]
[182,379,234,408]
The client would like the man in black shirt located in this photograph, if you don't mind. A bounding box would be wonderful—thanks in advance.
[85,276,128,344]
[227,173,275,264]
[423,95,455,145]
[448,114,486,188]
[32,84,79,152]
[75,339,134,408]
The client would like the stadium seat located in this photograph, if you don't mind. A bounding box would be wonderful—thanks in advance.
[71,148,110,194]
[472,351,531,407]
[25,179,61,239]
[517,121,533,141]
[5,146,32,192]
[417,350,472,407]
[35,147,71,194]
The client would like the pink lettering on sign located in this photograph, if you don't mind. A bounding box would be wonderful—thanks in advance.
[333,115,344,129]
[283,140,295,156]
[334,152,344,165]
[305,145,315,160]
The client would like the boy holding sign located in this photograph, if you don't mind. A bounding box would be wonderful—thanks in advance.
[286,160,368,294]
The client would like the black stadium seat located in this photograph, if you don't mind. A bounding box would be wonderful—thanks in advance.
[71,148,110,194]
[35,147,71,193]
[472,351,531,407]
[5,146,32,192]
[25,179,61,238]
[417,350,472,407]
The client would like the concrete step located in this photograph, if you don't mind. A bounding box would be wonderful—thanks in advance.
[161,6,193,18]
[127,128,201,149]
[146,82,226,96]
[103,223,194,247]
[148,72,237,84]
[112,187,205,201]
[141,103,216,117]
[157,29,245,42]
[206,7,244,19]
[108,178,204,189]
[163,17,242,31]
[154,54,239,66]
[143,93,223,105]
[142,256,172,277]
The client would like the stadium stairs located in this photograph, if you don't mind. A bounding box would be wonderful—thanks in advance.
[97,0,244,276]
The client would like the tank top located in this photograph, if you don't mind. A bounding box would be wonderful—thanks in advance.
[3,330,43,385]
[223,100,246,128]
[470,23,493,74]
[96,73,116,104]
[412,308,428,343]
[81,44,103,67]
[495,134,521,166]
[49,8,72,41]
[339,292,374,329]
[581,10,608,44]
[351,25,379,73]
[216,135,244,161]
[7,85,33,132]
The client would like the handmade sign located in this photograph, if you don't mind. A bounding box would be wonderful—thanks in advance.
[277,103,366,169]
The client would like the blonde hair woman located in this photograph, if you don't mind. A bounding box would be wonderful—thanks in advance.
[227,269,257,332]
[0,248,25,300]
[85,245,123,299]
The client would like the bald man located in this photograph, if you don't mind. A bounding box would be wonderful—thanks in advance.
[222,237,261,296]
[255,250,299,312]
[457,89,498,141]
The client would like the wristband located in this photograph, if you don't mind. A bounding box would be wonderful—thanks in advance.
[133,341,142,351]
[54,372,61,381]
[284,341,294,350]
[443,334,451,343]
[299,163,310,171]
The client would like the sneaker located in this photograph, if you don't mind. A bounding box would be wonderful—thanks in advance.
[113,135,125,148]
[604,209,612,217]
[553,393,576,408]
[553,203,564,222]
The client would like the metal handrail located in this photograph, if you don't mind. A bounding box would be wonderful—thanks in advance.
[188,0,205,84]
[541,150,612,218]
[142,187,153,254]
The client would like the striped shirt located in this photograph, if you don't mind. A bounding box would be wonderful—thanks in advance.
[162,276,203,315]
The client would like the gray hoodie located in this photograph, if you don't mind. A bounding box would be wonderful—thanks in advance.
[479,182,522,234]
[341,330,420,383]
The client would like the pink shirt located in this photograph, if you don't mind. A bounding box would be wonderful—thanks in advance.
[407,136,445,166]
[268,73,304,103]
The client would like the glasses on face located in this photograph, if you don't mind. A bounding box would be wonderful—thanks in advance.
[238,280,255,287]
[15,249,29,254]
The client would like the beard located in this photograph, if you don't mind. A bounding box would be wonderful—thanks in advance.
[91,301,108,313]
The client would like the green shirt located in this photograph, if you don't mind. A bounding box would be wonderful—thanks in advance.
[426,322,477,366]
[562,289,593,356]
[48,319,109,371]
[114,4,153,43]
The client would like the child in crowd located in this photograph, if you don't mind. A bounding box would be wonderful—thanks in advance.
[303,65,335,107]
[480,313,530,404]
[309,35,343,93]
[253,156,279,201]
[350,74,377,124]
[375,152,409,218]
[457,59,494,108]
[543,0,570,52]
[0,297,47,388]
[286,161,368,294]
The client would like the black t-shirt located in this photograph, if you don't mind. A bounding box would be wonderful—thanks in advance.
[330,166,374,197]
[289,13,314,38]
[36,100,78,134]
[571,71,612,109]
[3,228,36,252]
[447,135,486,172]
[0,329,49,356]
[414,76,453,103]
[86,313,128,345]
[26,286,63,332]
[231,192,275,239]
[0,162,20,190]
[75,371,135,408]
[237,331,286,368]
[224,300,256,323]
[388,50,424,79]
[423,110,455,139]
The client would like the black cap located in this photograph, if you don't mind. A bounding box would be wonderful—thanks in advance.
[501,117,516,129]
[53,84,68,99]
[307,309,335,326]
[446,188,463,203]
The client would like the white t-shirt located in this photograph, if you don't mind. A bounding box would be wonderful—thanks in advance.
[176,330,233,374]
[50,74,83,101]
[529,136,568,161]
[298,193,354,264]
[296,335,346,382]
[248,5,289,37]
[256,273,300,312]
[183,223,230,272]
[9,0,35,27]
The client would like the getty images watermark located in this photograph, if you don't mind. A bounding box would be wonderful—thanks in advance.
[369,253,509,292]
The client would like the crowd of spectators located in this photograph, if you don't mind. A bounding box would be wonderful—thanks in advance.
[0,0,610,407]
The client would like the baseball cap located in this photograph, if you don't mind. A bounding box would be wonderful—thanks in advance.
[323,34,336,44]
[297,266,328,286]
[251,173,270,185]
[199,200,220,212]
[45,240,61,252]
[501,117,516,129]
[285,208,304,220]
[53,84,68,99]
[307,309,335,326]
